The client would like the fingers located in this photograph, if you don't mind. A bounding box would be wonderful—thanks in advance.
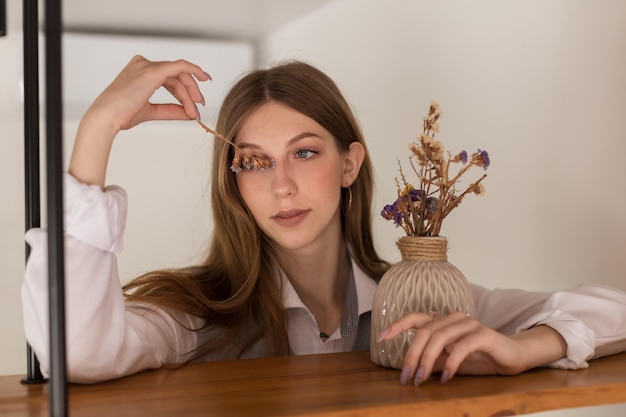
[378,311,443,385]
[112,56,212,127]
[378,311,483,386]
[148,103,191,121]
[408,314,482,385]
[159,62,210,121]
[146,56,211,84]
[162,79,200,121]
[441,335,485,380]
[377,312,434,341]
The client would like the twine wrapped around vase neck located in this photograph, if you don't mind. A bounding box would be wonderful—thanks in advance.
[397,236,448,261]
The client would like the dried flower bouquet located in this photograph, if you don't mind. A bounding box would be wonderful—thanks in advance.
[381,102,490,237]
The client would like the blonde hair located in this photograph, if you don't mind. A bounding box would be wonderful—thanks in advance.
[123,61,389,360]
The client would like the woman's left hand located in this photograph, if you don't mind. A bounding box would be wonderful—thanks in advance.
[377,311,567,385]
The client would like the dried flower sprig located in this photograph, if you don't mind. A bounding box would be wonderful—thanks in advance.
[196,119,276,173]
[381,102,489,237]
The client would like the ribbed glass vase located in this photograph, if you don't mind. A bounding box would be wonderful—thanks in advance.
[370,236,476,369]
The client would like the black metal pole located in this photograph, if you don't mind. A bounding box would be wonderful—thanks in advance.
[21,0,46,386]
[45,0,68,415]
[0,0,6,37]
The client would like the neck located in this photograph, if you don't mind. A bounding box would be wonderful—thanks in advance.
[276,236,351,336]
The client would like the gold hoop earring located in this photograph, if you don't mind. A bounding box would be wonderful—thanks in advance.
[342,186,353,217]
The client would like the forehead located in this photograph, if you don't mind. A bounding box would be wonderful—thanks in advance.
[235,101,330,146]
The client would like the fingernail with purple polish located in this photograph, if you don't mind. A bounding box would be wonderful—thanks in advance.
[440,369,450,384]
[400,365,411,385]
[413,367,425,386]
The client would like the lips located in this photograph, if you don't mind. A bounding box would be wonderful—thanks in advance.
[272,209,310,227]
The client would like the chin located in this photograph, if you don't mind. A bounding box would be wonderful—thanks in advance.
[274,239,314,252]
[267,233,318,252]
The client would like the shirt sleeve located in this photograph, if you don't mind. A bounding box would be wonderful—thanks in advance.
[472,283,626,370]
[21,173,201,383]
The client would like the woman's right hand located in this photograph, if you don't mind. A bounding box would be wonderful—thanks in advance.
[69,56,212,188]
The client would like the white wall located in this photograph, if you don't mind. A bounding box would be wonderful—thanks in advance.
[259,0,626,293]
[0,8,30,377]
[258,1,626,415]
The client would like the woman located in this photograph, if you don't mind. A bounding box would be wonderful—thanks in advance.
[22,56,626,385]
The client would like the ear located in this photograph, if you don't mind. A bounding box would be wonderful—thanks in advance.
[341,142,365,187]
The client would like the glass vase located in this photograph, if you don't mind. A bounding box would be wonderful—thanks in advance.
[370,236,476,369]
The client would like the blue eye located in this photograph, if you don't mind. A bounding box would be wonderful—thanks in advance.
[295,149,317,159]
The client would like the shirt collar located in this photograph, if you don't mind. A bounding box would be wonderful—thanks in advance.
[278,253,378,317]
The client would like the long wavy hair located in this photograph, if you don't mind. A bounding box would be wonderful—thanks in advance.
[123,61,389,360]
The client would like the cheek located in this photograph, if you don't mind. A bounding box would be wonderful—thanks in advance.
[235,174,265,210]
[307,168,343,200]
[320,171,341,189]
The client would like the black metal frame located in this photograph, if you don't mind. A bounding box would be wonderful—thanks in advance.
[0,0,6,37]
[44,0,68,414]
[21,0,68,415]
[21,0,46,387]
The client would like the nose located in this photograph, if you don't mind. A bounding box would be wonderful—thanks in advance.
[271,161,297,198]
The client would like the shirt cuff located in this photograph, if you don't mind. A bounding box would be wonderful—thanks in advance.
[516,310,595,370]
[64,172,128,253]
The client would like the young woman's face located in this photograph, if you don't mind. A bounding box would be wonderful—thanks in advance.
[234,101,362,254]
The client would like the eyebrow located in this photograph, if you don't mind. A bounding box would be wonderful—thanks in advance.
[237,132,323,150]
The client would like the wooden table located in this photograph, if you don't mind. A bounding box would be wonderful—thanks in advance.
[2,351,626,416]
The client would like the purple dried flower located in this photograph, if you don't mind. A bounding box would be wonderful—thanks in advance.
[381,203,396,221]
[478,149,490,170]
[408,188,425,201]
[381,200,406,227]
[393,210,404,226]
[380,200,398,223]
[459,150,468,164]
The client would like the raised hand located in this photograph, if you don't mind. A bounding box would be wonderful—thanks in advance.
[88,55,211,132]
[378,311,567,386]
[69,56,212,188]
